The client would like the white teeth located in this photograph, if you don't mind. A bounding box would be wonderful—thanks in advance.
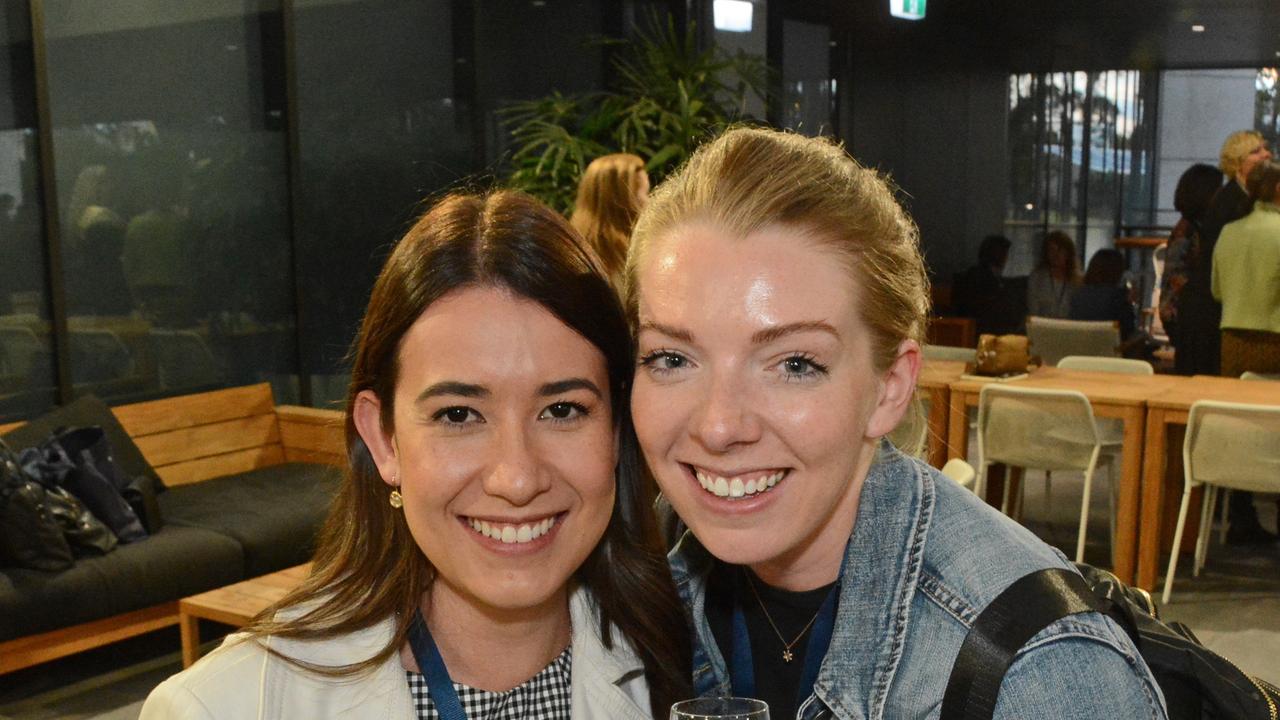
[694,469,786,499]
[467,516,557,544]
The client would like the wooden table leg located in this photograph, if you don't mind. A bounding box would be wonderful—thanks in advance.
[180,611,200,668]
[947,391,971,461]
[927,387,950,469]
[1137,407,1169,591]
[1112,405,1146,585]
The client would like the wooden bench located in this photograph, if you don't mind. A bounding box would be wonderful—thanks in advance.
[0,383,344,674]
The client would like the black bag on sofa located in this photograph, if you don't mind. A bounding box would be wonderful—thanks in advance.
[43,484,118,556]
[0,439,74,571]
[36,427,147,543]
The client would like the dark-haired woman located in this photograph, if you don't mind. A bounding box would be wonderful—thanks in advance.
[1161,163,1224,375]
[142,191,689,718]
[1070,248,1138,342]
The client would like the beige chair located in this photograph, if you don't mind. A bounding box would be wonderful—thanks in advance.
[1057,356,1153,375]
[924,344,976,363]
[941,458,977,490]
[1026,316,1120,367]
[1207,371,1280,544]
[1054,356,1149,543]
[1241,371,1280,382]
[1161,400,1280,604]
[977,384,1105,562]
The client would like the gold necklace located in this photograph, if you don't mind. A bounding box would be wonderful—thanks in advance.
[742,569,824,664]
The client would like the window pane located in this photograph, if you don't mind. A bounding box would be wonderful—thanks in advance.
[0,3,57,421]
[781,19,834,136]
[292,0,477,405]
[41,1,298,404]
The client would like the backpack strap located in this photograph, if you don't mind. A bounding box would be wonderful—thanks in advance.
[940,567,1110,720]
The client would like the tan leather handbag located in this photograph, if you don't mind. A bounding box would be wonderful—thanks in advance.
[974,334,1031,376]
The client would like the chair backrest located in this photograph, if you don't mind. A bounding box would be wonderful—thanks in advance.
[1057,355,1153,375]
[1184,400,1280,493]
[977,384,1101,471]
[1025,316,1120,367]
[1240,371,1280,382]
[940,458,976,489]
[924,344,976,363]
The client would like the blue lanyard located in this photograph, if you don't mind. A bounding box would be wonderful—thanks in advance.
[729,574,840,708]
[407,609,469,720]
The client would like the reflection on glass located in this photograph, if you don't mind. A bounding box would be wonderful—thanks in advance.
[781,19,834,136]
[0,0,59,421]
[41,2,298,405]
[293,0,475,405]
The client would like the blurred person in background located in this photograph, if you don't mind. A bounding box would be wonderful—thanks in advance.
[1211,159,1280,546]
[1161,163,1225,375]
[570,153,649,289]
[1179,131,1271,376]
[1027,230,1082,319]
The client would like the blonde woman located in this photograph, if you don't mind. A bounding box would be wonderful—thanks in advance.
[570,153,649,285]
[626,128,1166,719]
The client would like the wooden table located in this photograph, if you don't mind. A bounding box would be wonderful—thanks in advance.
[179,563,311,667]
[1136,375,1280,590]
[946,368,1180,584]
[919,359,968,468]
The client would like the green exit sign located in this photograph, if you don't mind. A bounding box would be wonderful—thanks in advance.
[890,0,926,20]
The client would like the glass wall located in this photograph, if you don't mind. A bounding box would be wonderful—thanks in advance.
[0,0,660,421]
[40,1,298,405]
[0,2,56,422]
[293,0,477,405]
[1005,70,1156,269]
[780,19,834,136]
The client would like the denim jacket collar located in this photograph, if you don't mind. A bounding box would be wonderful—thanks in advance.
[670,444,933,720]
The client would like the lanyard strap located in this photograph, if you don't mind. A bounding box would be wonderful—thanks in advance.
[407,609,469,720]
[729,578,840,707]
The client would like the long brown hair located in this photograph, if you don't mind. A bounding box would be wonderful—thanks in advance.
[571,153,647,284]
[246,190,690,715]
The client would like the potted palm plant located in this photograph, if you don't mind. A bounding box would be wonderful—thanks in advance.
[503,16,769,213]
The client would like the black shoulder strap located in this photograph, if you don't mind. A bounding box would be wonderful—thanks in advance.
[940,567,1110,720]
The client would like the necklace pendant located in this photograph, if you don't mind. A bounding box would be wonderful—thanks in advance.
[782,649,794,663]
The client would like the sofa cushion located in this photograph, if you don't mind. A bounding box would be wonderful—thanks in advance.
[0,525,244,642]
[158,463,340,577]
[1,394,164,492]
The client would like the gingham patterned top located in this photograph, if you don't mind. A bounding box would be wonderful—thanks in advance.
[405,646,572,720]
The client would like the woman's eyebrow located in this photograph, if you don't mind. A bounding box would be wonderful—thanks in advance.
[416,381,489,403]
[539,378,603,399]
[637,320,695,343]
[752,321,839,345]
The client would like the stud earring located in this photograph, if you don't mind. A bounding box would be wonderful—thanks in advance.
[389,474,403,509]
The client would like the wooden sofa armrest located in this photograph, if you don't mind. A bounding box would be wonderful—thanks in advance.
[276,405,344,466]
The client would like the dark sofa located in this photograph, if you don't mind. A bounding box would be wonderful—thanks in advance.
[0,384,344,672]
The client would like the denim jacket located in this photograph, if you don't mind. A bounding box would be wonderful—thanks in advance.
[669,444,1168,720]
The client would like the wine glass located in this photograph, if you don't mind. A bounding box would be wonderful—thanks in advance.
[670,697,770,720]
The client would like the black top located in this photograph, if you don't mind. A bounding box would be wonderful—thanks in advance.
[706,562,837,720]
[1069,285,1136,339]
